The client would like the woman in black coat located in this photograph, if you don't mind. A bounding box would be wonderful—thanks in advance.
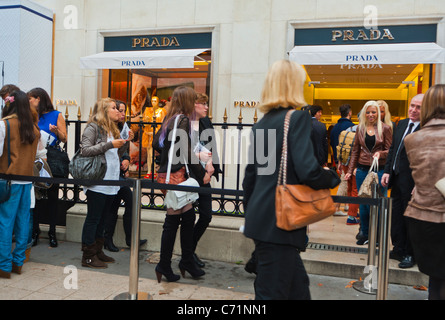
[243,60,340,300]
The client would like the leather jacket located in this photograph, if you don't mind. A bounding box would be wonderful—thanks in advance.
[348,123,392,174]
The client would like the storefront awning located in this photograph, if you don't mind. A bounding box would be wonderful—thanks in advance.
[289,42,445,65]
[80,48,209,69]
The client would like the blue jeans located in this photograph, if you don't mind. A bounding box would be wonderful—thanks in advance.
[355,167,387,238]
[0,184,32,272]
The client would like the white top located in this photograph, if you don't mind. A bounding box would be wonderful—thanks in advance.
[83,134,120,195]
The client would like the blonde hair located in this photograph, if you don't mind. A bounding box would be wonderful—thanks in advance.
[90,97,120,139]
[358,100,383,140]
[421,84,445,126]
[377,100,393,131]
[258,60,307,113]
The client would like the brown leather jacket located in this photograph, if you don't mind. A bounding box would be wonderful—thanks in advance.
[348,123,392,174]
[404,119,445,223]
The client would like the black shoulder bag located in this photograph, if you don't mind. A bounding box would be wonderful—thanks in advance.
[46,134,70,178]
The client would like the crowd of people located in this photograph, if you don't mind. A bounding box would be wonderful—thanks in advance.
[1,65,444,300]
[0,84,219,282]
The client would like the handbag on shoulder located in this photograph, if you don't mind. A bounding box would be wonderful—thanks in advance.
[0,120,11,204]
[69,149,107,181]
[46,135,70,178]
[275,110,336,231]
[162,115,200,211]
[357,157,379,198]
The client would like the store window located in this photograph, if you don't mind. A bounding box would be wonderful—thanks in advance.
[302,63,434,126]
[290,23,442,126]
[100,33,212,175]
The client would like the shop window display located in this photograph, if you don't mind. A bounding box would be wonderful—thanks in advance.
[108,55,211,176]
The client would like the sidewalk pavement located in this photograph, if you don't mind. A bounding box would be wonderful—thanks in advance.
[0,217,428,301]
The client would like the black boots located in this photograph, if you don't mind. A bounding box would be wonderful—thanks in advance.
[156,208,204,283]
[155,264,180,283]
[32,228,57,248]
[48,231,58,248]
[104,233,119,252]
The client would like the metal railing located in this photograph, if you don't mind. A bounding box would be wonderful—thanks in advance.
[62,106,255,216]
[0,173,392,300]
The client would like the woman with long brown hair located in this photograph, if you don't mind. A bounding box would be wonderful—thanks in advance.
[27,87,67,248]
[153,86,212,282]
[0,90,40,278]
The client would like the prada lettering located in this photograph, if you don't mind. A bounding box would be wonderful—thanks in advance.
[345,55,379,62]
[132,36,180,48]
[55,99,78,106]
[331,28,395,42]
[341,64,383,69]
[122,60,146,67]
[234,101,259,108]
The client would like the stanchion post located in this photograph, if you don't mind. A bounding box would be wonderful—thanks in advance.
[353,181,379,295]
[377,197,392,300]
[367,182,379,268]
[114,179,151,300]
[128,178,142,300]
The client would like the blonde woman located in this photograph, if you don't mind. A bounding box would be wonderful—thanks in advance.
[345,100,392,245]
[242,60,340,299]
[80,98,127,269]
[377,100,393,132]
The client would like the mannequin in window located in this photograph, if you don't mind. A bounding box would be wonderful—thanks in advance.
[142,96,154,175]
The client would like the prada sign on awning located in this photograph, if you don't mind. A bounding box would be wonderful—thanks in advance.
[294,24,437,46]
[80,48,209,69]
[289,43,445,65]
[290,24,445,65]
[80,32,212,69]
[104,32,212,51]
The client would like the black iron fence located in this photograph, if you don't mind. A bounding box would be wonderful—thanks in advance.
[0,172,394,300]
[59,107,257,216]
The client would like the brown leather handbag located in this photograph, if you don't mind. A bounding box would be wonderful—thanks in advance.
[275,110,336,231]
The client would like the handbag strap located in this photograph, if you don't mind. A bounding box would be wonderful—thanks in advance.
[166,115,182,184]
[369,156,379,173]
[277,110,294,186]
[4,119,11,167]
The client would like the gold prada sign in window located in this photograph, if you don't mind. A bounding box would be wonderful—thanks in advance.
[331,28,395,42]
[132,36,180,48]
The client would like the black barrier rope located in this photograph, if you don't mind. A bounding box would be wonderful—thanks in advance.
[0,173,382,206]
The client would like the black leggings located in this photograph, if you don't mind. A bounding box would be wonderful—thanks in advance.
[193,190,212,251]
[159,208,195,267]
[33,183,59,234]
[104,186,133,242]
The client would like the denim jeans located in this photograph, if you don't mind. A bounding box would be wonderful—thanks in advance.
[82,190,115,246]
[355,167,387,237]
[0,183,32,272]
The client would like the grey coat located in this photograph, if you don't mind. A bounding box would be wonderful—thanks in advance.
[80,122,127,162]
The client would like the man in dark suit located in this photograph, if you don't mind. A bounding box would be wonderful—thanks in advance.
[309,105,328,166]
[381,94,424,269]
